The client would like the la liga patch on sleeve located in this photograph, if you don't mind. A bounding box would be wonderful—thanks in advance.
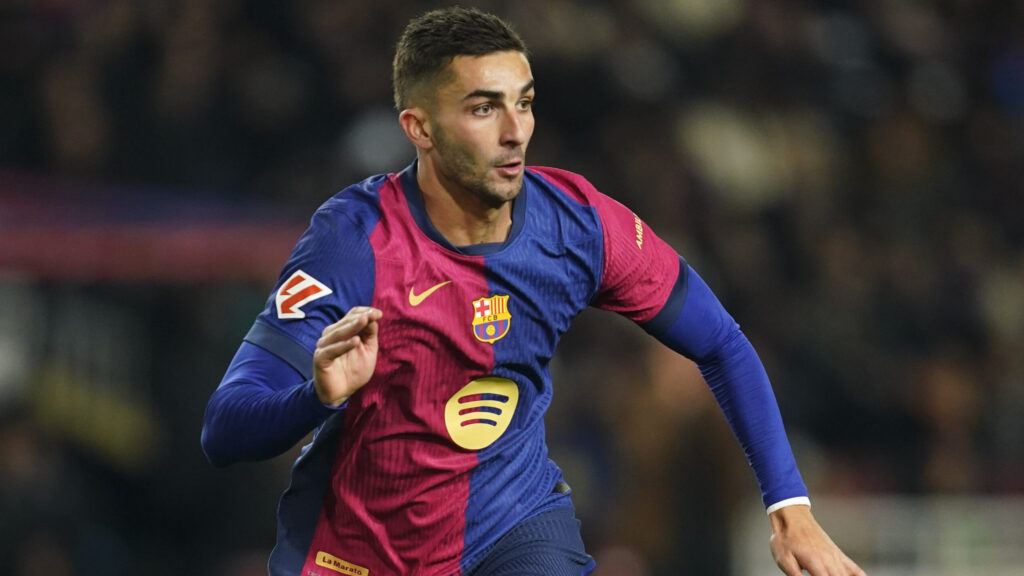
[276,270,333,319]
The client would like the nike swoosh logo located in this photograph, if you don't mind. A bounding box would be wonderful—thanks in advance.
[409,280,452,306]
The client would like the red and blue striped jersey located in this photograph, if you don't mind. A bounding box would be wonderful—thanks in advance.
[205,161,809,575]
[248,162,679,575]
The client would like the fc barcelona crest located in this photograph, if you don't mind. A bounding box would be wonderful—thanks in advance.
[472,294,512,343]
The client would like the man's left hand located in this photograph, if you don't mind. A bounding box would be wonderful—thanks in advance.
[768,504,866,576]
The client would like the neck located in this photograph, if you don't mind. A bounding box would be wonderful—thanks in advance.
[416,158,514,247]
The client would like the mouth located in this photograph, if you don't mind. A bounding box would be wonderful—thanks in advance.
[495,160,523,177]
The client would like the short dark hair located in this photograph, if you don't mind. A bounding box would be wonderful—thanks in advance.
[392,6,527,110]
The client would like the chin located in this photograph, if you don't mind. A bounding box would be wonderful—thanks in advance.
[491,181,523,204]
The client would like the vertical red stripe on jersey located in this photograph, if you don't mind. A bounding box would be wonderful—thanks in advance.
[299,173,493,574]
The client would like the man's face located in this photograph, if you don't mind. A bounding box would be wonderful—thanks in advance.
[427,51,535,208]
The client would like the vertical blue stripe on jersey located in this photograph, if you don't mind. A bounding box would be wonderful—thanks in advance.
[460,174,601,571]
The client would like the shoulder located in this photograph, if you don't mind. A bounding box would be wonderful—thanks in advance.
[281,172,398,273]
[526,166,604,207]
[526,166,632,221]
[314,172,392,237]
[527,166,642,234]
[262,175,390,327]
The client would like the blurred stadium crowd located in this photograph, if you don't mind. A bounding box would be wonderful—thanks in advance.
[2,0,1023,575]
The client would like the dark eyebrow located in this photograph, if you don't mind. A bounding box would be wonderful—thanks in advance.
[463,79,536,102]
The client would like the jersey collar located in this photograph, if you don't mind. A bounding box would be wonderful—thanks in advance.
[399,160,528,256]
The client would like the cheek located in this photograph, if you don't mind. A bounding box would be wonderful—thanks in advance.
[437,130,483,172]
[464,123,496,146]
[454,128,494,163]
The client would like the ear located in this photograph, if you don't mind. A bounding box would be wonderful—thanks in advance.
[399,108,434,152]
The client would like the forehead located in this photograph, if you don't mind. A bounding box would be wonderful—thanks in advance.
[439,51,533,98]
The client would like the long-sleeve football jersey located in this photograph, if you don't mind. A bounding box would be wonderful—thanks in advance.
[202,162,808,575]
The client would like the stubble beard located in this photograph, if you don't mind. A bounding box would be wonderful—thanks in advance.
[432,128,524,209]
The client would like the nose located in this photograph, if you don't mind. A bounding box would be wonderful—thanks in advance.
[500,109,529,148]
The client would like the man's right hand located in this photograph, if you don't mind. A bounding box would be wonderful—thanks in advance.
[313,306,383,407]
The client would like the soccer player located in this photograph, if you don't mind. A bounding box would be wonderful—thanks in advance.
[202,6,865,576]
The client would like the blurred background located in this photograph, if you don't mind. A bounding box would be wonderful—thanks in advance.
[2,0,1023,574]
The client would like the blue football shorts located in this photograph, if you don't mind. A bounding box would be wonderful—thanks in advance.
[466,499,596,576]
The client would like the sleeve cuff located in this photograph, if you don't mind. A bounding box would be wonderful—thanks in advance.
[765,496,811,515]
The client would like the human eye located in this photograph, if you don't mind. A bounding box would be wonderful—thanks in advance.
[517,97,533,111]
[472,102,493,116]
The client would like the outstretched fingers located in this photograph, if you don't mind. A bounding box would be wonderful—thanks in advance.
[314,334,362,364]
[312,307,384,406]
[314,307,382,368]
[318,307,381,346]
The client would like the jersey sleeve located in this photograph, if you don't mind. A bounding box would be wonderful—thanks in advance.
[589,190,681,322]
[566,173,808,510]
[201,200,376,466]
[201,341,342,467]
[245,204,376,376]
[645,264,809,510]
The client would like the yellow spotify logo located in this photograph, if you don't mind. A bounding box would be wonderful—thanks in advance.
[444,377,519,450]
